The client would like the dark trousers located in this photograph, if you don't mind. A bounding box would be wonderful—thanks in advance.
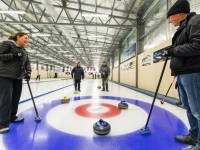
[0,77,22,127]
[102,78,108,91]
[74,79,81,91]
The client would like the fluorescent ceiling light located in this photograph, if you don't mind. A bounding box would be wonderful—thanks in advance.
[82,13,108,18]
[32,33,51,37]
[58,50,69,53]
[87,35,104,38]
[37,54,46,57]
[89,45,104,48]
[64,54,74,56]
[47,43,63,47]
[0,10,25,14]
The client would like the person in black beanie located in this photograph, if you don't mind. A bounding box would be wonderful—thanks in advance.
[164,0,200,150]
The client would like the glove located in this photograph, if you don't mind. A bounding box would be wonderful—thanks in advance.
[13,50,23,58]
[161,46,174,57]
[24,72,31,81]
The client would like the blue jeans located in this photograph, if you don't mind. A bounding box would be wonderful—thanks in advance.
[177,73,200,148]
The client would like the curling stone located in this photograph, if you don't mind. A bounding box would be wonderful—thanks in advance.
[93,119,111,135]
[118,100,128,109]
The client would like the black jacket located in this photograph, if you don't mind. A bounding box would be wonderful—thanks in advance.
[99,65,110,78]
[170,13,200,76]
[0,40,31,79]
[71,66,84,80]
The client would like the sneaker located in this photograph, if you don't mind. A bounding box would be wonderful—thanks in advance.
[175,134,197,145]
[0,126,9,134]
[181,145,199,150]
[176,101,182,106]
[11,117,24,123]
[78,89,81,92]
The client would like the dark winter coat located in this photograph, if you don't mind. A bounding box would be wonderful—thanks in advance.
[71,66,84,80]
[170,12,200,76]
[0,40,31,79]
[99,65,110,78]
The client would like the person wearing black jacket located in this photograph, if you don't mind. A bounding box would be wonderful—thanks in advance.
[165,1,200,150]
[71,62,84,92]
[0,32,31,134]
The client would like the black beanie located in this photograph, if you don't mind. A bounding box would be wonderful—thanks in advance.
[167,0,190,18]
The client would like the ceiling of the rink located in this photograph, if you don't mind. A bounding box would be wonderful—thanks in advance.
[0,0,156,67]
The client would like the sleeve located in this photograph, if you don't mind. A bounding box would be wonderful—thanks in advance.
[173,21,200,57]
[108,67,110,75]
[0,41,14,61]
[25,55,31,74]
[71,68,74,78]
[82,68,84,79]
[99,66,102,73]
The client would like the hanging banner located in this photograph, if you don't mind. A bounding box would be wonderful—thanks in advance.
[121,43,136,62]
[114,49,119,67]
[142,55,151,66]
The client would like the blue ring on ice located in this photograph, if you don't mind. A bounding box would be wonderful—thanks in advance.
[3,96,188,150]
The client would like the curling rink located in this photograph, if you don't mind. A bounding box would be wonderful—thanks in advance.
[0,79,190,150]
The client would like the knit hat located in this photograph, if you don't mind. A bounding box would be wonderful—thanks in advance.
[167,0,190,18]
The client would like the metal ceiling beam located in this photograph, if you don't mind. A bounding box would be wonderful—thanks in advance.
[71,37,119,45]
[21,0,136,22]
[61,0,135,15]
[1,20,72,65]
[21,0,133,15]
[110,0,137,48]
[63,1,90,64]
[34,5,84,64]
[0,20,134,28]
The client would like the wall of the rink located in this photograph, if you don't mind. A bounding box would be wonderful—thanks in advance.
[138,40,178,98]
[120,57,136,86]
[31,70,72,79]
[112,67,119,82]
[111,40,179,99]
[30,70,98,79]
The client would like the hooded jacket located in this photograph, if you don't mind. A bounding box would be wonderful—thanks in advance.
[170,12,200,75]
[99,64,110,78]
[0,40,31,79]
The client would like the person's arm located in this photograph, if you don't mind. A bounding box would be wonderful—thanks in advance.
[82,68,84,79]
[24,55,32,81]
[172,19,200,57]
[0,41,14,61]
[25,55,31,74]
[99,66,102,73]
[71,68,74,78]
[0,41,23,61]
[108,66,110,76]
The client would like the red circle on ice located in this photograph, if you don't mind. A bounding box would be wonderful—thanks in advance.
[75,103,121,118]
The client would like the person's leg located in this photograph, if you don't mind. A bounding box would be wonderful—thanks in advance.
[176,75,198,145]
[11,79,23,122]
[102,78,105,91]
[105,78,109,91]
[0,77,13,133]
[180,73,200,149]
[78,79,81,91]
[74,79,78,91]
